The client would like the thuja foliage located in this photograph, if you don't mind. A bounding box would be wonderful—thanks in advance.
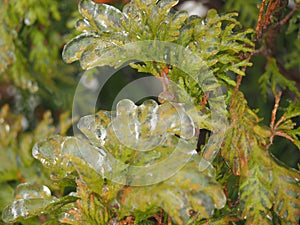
[0,105,73,224]
[2,0,300,224]
[0,0,80,112]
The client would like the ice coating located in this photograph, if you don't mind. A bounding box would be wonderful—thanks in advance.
[32,135,108,179]
[2,184,57,223]
[75,98,198,186]
[78,99,196,152]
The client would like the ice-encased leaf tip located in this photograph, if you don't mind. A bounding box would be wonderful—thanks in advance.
[32,135,108,180]
[1,184,56,223]
[62,33,100,64]
[79,0,124,32]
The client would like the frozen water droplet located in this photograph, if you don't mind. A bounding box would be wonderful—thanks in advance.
[5,124,10,132]
[15,183,51,200]
[78,115,95,132]
[266,214,272,220]
[112,99,166,151]
[177,1,208,17]
[24,11,37,26]
[78,112,112,147]
[24,18,31,26]
[116,99,136,116]
[32,136,64,167]
[21,117,29,130]
[111,99,196,151]
[95,127,107,145]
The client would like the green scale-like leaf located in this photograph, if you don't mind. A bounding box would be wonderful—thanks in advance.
[0,105,73,209]
[77,98,198,186]
[118,159,226,225]
[222,92,300,224]
[275,101,300,150]
[222,0,259,28]
[184,10,254,86]
[284,35,300,72]
[79,0,124,33]
[239,144,274,225]
[63,0,187,70]
[259,57,300,97]
[30,99,198,186]
[29,98,227,223]
[0,0,75,94]
[2,183,78,223]
[225,94,300,224]
[63,0,254,98]
[239,141,300,225]
[221,92,264,175]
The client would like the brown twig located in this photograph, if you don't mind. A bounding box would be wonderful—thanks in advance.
[274,131,295,142]
[270,91,282,130]
[274,115,286,130]
[234,75,243,93]
[267,91,286,148]
[256,0,283,40]
[256,0,267,40]
[253,45,267,56]
[264,0,280,25]
[233,48,255,93]
[279,4,299,26]
[233,15,270,93]
[267,88,299,147]
[230,0,283,118]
